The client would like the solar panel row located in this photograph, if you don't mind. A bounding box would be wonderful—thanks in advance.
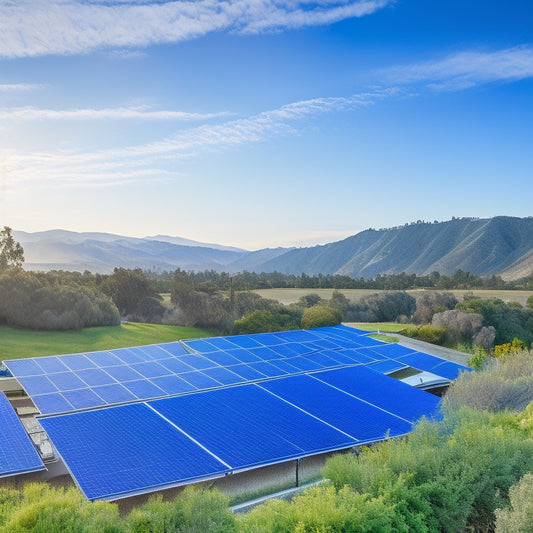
[4,325,470,415]
[0,392,45,478]
[40,364,441,500]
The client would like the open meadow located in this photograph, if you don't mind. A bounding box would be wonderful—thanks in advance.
[251,288,533,306]
[0,323,213,361]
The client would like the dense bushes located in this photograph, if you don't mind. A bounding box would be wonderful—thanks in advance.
[0,270,119,330]
[301,306,342,329]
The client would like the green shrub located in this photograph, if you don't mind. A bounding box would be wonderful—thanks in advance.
[300,306,342,329]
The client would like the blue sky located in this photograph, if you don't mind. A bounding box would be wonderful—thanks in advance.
[1,0,532,250]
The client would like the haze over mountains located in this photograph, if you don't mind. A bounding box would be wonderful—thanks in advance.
[14,216,533,280]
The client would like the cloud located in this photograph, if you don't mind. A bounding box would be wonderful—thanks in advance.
[0,0,393,58]
[2,88,395,190]
[382,45,533,90]
[0,106,231,121]
[0,83,46,92]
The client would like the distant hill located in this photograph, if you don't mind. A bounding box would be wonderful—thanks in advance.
[14,217,533,280]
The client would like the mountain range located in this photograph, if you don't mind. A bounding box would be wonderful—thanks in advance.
[13,216,533,280]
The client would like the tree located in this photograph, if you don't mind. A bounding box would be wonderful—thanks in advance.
[301,305,342,329]
[101,268,161,317]
[0,226,24,271]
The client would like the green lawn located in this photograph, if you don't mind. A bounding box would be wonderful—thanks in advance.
[0,323,214,361]
[346,322,406,333]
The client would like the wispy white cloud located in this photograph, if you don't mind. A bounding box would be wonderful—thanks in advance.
[382,45,533,90]
[0,106,230,121]
[2,88,395,190]
[0,0,393,58]
[0,83,46,92]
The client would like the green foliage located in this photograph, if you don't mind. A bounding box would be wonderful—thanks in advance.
[398,325,446,345]
[100,268,162,319]
[0,269,120,331]
[527,295,533,311]
[343,292,417,322]
[442,351,533,412]
[0,483,123,533]
[456,297,533,345]
[300,306,342,329]
[0,226,24,271]
[128,488,236,533]
[232,310,301,334]
[495,473,533,533]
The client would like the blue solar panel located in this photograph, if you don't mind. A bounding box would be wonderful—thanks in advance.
[47,372,87,391]
[227,335,263,349]
[4,358,43,377]
[179,371,220,389]
[150,375,196,395]
[61,354,96,371]
[158,342,189,356]
[111,348,146,364]
[179,354,215,371]
[75,368,116,387]
[285,356,322,371]
[39,403,229,500]
[229,364,267,380]
[205,337,241,350]
[122,380,166,400]
[260,375,413,442]
[250,346,281,361]
[249,361,286,378]
[105,365,143,382]
[203,351,242,366]
[139,345,174,360]
[396,352,450,373]
[367,360,409,375]
[63,388,104,410]
[18,375,58,395]
[85,351,122,367]
[158,358,194,374]
[267,359,301,374]
[201,367,245,385]
[130,361,170,379]
[269,344,300,357]
[183,339,218,353]
[430,361,471,380]
[370,344,416,358]
[225,348,261,363]
[0,392,45,477]
[33,392,73,414]
[36,356,69,373]
[313,366,441,423]
[149,385,356,469]
[92,384,137,405]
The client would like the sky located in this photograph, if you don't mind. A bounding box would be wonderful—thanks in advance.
[1,0,533,250]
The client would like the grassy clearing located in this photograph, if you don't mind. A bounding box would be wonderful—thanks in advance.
[251,288,533,306]
[0,322,213,361]
[347,322,406,333]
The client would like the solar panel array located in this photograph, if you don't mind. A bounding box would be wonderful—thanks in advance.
[40,365,441,500]
[0,392,45,478]
[4,325,470,415]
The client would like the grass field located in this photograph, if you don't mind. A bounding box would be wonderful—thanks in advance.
[251,288,533,306]
[0,322,213,361]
